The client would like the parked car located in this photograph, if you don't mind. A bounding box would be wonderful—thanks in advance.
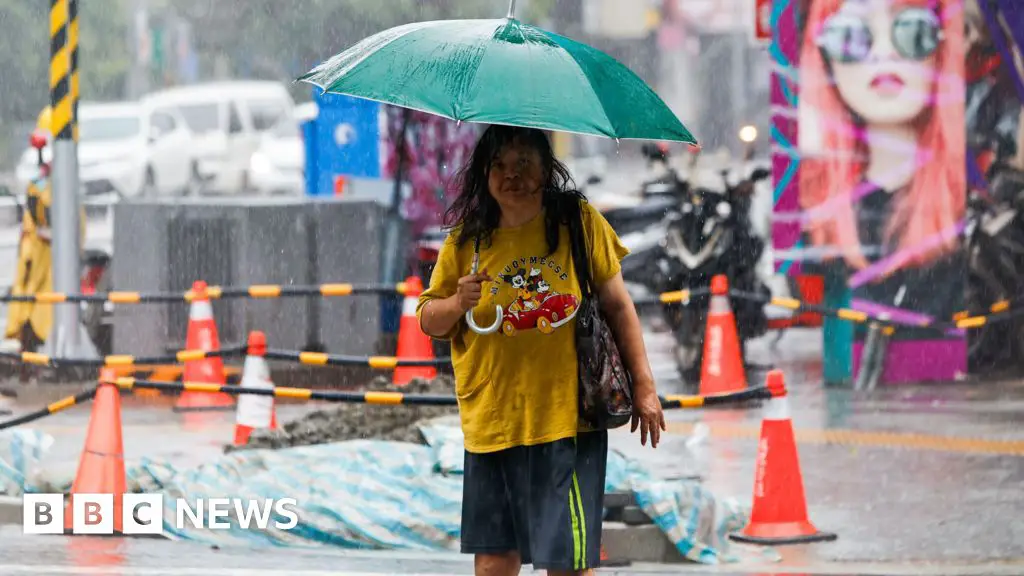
[248,102,317,196]
[144,81,296,195]
[14,100,196,200]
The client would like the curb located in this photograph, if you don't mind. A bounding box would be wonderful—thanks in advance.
[601,521,686,564]
[0,495,22,526]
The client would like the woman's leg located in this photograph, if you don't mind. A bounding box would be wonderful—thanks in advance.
[462,448,526,576]
[475,552,522,576]
[513,431,609,574]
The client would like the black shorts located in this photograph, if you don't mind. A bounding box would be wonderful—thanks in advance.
[461,431,607,571]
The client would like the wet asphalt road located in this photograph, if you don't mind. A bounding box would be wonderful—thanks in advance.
[2,326,1023,574]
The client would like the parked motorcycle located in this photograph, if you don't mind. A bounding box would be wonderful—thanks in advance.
[633,167,772,386]
[963,158,1024,371]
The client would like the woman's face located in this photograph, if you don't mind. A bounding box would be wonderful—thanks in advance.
[487,141,545,209]
[824,0,940,126]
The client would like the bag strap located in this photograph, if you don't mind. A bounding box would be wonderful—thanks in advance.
[568,200,593,299]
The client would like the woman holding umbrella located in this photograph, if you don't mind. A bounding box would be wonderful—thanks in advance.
[417,124,663,574]
[300,4,696,572]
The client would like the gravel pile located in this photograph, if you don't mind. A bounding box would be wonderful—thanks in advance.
[228,376,458,452]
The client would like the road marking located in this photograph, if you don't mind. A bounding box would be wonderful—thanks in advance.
[665,421,1024,456]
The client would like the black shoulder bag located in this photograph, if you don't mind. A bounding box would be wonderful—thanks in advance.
[568,201,634,429]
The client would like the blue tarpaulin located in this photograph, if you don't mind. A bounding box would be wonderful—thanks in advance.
[2,424,773,564]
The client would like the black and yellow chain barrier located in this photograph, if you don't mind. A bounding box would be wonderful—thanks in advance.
[0,387,95,431]
[0,283,706,307]
[0,344,246,369]
[264,349,448,369]
[0,381,775,431]
[106,378,772,410]
[0,283,414,304]
[730,289,1024,333]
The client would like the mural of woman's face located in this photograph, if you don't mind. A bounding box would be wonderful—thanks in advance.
[819,0,942,126]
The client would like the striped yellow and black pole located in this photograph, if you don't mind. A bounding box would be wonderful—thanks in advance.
[48,0,87,356]
[50,0,73,141]
[69,0,80,141]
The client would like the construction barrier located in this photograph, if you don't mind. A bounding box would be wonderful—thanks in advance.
[0,283,415,304]
[730,288,1024,333]
[0,282,704,308]
[0,344,246,369]
[2,273,1020,338]
[264,349,450,369]
[0,387,96,431]
[109,378,774,410]
[0,380,775,433]
[3,365,827,550]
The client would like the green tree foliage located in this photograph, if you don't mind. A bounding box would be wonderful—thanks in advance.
[0,0,538,120]
[0,0,130,121]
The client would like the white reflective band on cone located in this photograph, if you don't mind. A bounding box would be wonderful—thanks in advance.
[190,299,214,321]
[236,355,274,428]
[709,294,731,315]
[763,396,791,421]
[402,295,418,316]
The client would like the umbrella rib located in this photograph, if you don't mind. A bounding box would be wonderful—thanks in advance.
[451,20,517,120]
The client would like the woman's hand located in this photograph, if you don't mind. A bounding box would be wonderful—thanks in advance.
[631,379,665,448]
[456,271,492,312]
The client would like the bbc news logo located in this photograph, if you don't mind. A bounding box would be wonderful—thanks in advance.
[23,494,299,535]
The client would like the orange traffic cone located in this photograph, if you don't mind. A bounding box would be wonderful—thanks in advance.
[174,280,234,411]
[393,276,437,386]
[730,370,837,545]
[700,275,746,395]
[233,331,278,446]
[65,368,126,534]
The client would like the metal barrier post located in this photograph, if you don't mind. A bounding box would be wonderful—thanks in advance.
[854,322,880,391]
[854,321,892,391]
[822,272,853,387]
[865,325,892,391]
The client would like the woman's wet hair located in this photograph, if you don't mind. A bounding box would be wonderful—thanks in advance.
[444,125,585,254]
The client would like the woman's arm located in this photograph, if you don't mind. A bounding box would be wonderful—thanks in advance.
[420,296,465,338]
[598,271,665,448]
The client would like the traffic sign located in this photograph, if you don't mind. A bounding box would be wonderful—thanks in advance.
[755,0,772,43]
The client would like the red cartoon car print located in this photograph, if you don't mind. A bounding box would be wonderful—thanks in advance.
[501,293,579,336]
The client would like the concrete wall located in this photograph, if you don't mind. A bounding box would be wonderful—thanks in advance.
[112,196,388,358]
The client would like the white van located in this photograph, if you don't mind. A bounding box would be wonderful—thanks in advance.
[143,81,295,194]
[14,100,195,200]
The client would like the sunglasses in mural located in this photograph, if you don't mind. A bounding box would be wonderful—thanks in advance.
[816,7,944,63]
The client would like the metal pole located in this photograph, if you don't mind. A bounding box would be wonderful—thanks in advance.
[507,0,517,19]
[48,0,87,358]
[853,323,879,391]
[127,0,150,100]
[382,109,411,285]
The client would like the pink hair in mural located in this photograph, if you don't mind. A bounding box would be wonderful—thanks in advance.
[798,0,965,273]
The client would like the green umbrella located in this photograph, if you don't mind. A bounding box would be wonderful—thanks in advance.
[297,1,697,144]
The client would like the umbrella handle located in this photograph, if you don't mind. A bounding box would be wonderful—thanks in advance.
[466,305,503,335]
[465,237,502,334]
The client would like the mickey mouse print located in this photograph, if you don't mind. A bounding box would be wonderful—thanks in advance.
[490,255,580,337]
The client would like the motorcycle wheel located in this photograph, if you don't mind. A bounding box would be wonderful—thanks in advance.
[965,264,1017,374]
[81,268,113,357]
[673,307,704,391]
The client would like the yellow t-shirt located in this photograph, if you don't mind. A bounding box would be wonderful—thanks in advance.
[417,201,629,454]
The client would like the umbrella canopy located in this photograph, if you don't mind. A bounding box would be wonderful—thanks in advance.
[298,6,696,145]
